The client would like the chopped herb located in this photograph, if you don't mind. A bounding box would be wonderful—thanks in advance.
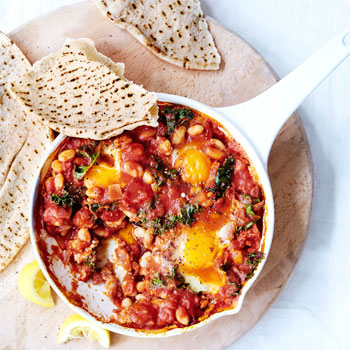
[228,282,242,296]
[245,204,256,216]
[245,252,265,279]
[74,152,99,180]
[214,157,235,198]
[163,168,178,179]
[244,222,254,230]
[228,281,242,288]
[83,257,96,270]
[150,213,179,235]
[151,273,167,288]
[242,193,260,204]
[152,156,178,187]
[150,217,165,235]
[235,222,255,236]
[176,108,194,125]
[50,187,75,208]
[83,251,98,272]
[177,202,202,226]
[153,171,165,189]
[167,215,178,227]
[245,252,265,266]
[136,203,202,235]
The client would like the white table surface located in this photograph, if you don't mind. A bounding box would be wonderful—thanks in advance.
[1,0,349,349]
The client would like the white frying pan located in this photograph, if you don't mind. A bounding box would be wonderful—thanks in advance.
[30,28,350,337]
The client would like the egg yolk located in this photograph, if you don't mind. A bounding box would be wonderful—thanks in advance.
[182,224,217,269]
[179,223,226,288]
[118,224,136,244]
[175,147,210,185]
[84,164,120,189]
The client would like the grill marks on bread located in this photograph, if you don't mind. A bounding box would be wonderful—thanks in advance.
[0,32,52,271]
[9,38,158,140]
[93,0,221,70]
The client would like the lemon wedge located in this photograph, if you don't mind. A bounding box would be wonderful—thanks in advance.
[58,313,110,348]
[17,260,54,307]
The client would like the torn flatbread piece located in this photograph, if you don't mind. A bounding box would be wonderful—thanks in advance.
[93,0,221,70]
[9,38,158,140]
[63,37,126,78]
[0,32,53,271]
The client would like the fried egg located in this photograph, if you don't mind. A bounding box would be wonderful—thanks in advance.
[84,144,121,194]
[85,164,120,188]
[174,144,210,185]
[173,219,231,294]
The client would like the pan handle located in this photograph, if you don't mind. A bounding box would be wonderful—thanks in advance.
[217,28,350,166]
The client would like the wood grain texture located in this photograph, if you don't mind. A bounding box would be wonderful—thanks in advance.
[0,1,313,349]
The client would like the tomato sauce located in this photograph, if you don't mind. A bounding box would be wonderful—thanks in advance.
[36,102,266,330]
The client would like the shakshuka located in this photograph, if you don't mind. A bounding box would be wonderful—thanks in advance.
[37,102,266,330]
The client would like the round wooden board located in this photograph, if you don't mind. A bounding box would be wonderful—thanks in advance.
[0,1,313,349]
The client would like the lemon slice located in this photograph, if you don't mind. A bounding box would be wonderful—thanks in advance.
[17,260,54,307]
[58,314,110,348]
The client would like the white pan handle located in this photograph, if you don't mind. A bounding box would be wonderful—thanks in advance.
[217,28,350,166]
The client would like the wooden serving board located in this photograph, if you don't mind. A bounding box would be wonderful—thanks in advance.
[0,1,313,349]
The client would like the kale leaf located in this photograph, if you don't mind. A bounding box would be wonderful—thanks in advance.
[162,107,194,135]
[50,192,75,208]
[74,151,99,180]
[136,203,202,235]
[214,157,235,198]
[177,202,202,226]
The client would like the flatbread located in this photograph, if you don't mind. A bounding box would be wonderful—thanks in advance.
[0,32,53,271]
[93,0,221,70]
[62,37,125,78]
[9,38,159,140]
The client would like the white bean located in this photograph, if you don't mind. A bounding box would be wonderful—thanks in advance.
[58,149,76,162]
[187,124,204,136]
[171,126,186,145]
